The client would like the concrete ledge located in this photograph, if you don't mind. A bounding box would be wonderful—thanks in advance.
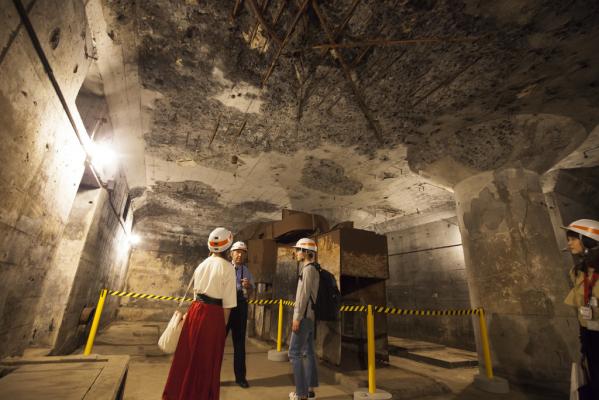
[473,374,510,394]
[0,354,129,400]
[267,349,289,362]
[354,388,392,399]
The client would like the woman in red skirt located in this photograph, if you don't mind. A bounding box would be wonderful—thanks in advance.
[163,227,238,400]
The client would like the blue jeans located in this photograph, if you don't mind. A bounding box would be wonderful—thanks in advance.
[288,318,318,397]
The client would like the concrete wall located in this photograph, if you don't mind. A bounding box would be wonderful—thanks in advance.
[52,169,132,354]
[382,217,475,350]
[118,233,207,321]
[0,0,94,358]
[31,187,100,350]
[455,168,578,390]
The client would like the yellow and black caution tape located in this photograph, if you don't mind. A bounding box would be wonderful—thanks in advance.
[373,306,482,316]
[340,305,369,312]
[106,289,482,316]
[108,289,193,303]
[107,290,296,307]
[340,305,481,315]
[248,299,295,307]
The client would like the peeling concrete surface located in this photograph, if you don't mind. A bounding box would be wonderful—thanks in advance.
[94,0,599,252]
[301,156,363,195]
[454,168,579,391]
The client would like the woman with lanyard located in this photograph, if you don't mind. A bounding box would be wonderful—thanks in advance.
[163,227,237,400]
[564,219,599,399]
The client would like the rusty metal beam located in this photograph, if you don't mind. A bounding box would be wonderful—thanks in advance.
[262,0,311,86]
[246,0,283,46]
[259,0,289,52]
[236,119,248,137]
[208,114,222,148]
[249,0,271,44]
[299,0,363,112]
[272,0,288,27]
[293,0,310,37]
[320,0,362,55]
[231,0,244,21]
[412,56,481,107]
[310,36,477,50]
[311,0,384,144]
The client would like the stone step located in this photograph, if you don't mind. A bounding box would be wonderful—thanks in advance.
[388,336,478,369]
[387,336,446,352]
[402,348,478,369]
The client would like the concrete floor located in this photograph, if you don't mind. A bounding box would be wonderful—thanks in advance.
[87,321,565,400]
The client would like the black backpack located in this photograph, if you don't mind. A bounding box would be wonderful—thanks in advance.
[310,263,341,321]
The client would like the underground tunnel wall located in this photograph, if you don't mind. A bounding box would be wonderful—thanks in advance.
[0,0,96,358]
[375,212,475,351]
[50,169,131,355]
[118,233,205,322]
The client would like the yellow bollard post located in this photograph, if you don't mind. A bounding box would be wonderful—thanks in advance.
[84,289,107,356]
[277,299,284,352]
[477,308,494,379]
[367,304,376,394]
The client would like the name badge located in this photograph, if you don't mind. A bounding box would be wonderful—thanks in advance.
[590,297,598,307]
[580,306,593,320]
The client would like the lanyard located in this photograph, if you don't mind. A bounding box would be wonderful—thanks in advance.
[235,265,246,290]
[583,272,599,305]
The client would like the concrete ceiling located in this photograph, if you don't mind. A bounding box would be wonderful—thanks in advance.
[94,0,599,241]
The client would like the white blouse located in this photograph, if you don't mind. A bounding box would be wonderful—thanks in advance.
[193,255,237,309]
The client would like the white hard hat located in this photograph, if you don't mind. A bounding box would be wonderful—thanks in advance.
[562,219,599,242]
[231,241,247,252]
[207,227,233,253]
[293,238,317,253]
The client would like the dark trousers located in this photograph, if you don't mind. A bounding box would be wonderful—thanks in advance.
[580,326,599,400]
[226,294,248,381]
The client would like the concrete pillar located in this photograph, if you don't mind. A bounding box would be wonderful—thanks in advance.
[454,167,579,391]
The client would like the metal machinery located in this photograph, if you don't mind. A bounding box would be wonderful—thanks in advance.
[239,209,389,367]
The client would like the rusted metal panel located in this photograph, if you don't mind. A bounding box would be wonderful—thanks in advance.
[237,221,274,241]
[339,228,389,279]
[271,245,297,346]
[316,229,341,279]
[315,228,389,365]
[273,209,329,241]
[341,278,389,363]
[247,239,278,283]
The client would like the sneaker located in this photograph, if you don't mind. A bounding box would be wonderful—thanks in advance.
[289,392,314,400]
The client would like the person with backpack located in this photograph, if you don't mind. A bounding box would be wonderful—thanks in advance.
[289,238,320,400]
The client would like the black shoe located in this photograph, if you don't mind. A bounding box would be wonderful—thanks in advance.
[236,379,249,388]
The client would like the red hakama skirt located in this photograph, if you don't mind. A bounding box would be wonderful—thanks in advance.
[163,301,226,400]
